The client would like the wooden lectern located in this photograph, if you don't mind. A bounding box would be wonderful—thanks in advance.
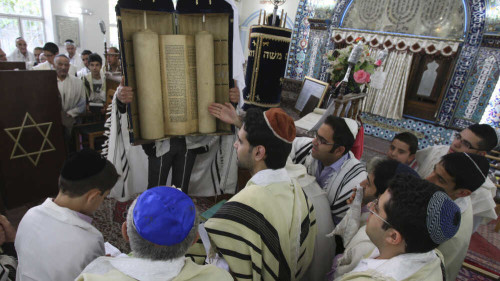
[0,70,66,210]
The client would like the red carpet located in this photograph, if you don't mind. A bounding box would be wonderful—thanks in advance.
[459,218,500,280]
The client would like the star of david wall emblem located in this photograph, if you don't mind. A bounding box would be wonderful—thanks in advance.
[4,112,56,166]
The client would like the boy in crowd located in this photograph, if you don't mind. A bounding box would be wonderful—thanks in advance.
[386,132,419,169]
[340,174,460,280]
[416,123,498,231]
[83,53,106,112]
[426,152,489,281]
[15,149,119,280]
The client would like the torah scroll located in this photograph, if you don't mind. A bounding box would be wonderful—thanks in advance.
[132,29,165,139]
[195,31,216,133]
[159,35,198,135]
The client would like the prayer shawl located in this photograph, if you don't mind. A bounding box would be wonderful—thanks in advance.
[15,199,104,281]
[77,256,233,281]
[290,137,366,222]
[7,49,35,63]
[104,0,245,200]
[66,52,84,71]
[416,145,497,226]
[333,225,375,281]
[83,72,107,103]
[7,49,35,69]
[204,168,317,281]
[34,61,77,76]
[104,96,149,201]
[340,249,445,281]
[57,75,86,117]
[437,196,473,281]
[286,162,336,281]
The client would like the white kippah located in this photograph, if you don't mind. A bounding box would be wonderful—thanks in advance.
[342,118,358,139]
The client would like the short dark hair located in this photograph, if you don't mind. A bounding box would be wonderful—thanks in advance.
[65,39,74,44]
[243,108,291,169]
[323,116,355,155]
[372,159,420,197]
[59,151,119,197]
[440,153,489,192]
[34,47,43,51]
[384,174,445,253]
[81,50,92,56]
[393,132,418,154]
[43,42,59,55]
[88,53,102,65]
[373,159,400,197]
[467,124,498,151]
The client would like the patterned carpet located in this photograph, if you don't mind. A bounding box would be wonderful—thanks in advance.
[458,218,500,280]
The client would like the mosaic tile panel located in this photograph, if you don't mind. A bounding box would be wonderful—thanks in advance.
[361,113,458,149]
[437,0,487,126]
[452,47,500,128]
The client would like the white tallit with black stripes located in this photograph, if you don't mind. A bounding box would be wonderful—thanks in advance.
[290,137,366,224]
[204,168,317,281]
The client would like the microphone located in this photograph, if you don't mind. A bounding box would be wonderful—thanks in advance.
[99,20,106,35]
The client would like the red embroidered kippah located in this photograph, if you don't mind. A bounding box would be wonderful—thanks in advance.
[263,108,296,143]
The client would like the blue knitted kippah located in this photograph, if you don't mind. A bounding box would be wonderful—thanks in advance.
[426,191,461,244]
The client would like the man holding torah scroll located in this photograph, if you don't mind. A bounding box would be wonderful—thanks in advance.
[115,81,241,195]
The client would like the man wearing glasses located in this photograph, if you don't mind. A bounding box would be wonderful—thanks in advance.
[340,174,461,280]
[415,123,498,232]
[290,116,366,224]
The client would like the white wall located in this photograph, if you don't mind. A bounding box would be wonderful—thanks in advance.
[46,0,110,57]
[44,0,300,58]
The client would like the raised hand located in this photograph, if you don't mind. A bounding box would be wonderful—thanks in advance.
[208,102,241,128]
[229,87,240,104]
[116,76,133,104]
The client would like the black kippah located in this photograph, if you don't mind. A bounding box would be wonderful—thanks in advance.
[60,149,106,181]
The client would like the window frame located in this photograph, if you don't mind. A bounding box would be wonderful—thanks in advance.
[0,0,46,55]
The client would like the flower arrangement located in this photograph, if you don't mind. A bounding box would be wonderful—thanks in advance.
[326,40,379,93]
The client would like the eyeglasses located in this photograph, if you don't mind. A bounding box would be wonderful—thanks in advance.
[367,199,391,227]
[313,131,335,146]
[454,132,480,150]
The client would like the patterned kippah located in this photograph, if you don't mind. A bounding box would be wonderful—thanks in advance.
[263,108,296,143]
[426,191,461,244]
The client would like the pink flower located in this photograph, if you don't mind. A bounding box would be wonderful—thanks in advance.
[353,70,371,84]
[375,59,382,66]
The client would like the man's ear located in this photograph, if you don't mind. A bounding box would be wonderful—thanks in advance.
[386,229,404,248]
[334,146,346,156]
[408,154,416,163]
[254,145,266,161]
[455,188,472,198]
[122,221,129,242]
[86,189,102,203]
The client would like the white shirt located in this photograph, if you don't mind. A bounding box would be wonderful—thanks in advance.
[416,145,498,227]
[57,75,86,117]
[15,198,105,281]
[66,52,85,71]
[77,67,90,78]
[7,49,35,69]
[33,61,78,77]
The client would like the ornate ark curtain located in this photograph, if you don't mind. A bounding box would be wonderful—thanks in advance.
[331,29,460,119]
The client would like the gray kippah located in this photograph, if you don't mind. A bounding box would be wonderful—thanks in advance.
[426,191,461,244]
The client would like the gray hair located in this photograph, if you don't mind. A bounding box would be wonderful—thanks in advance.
[54,54,69,62]
[126,198,199,261]
[366,156,384,174]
